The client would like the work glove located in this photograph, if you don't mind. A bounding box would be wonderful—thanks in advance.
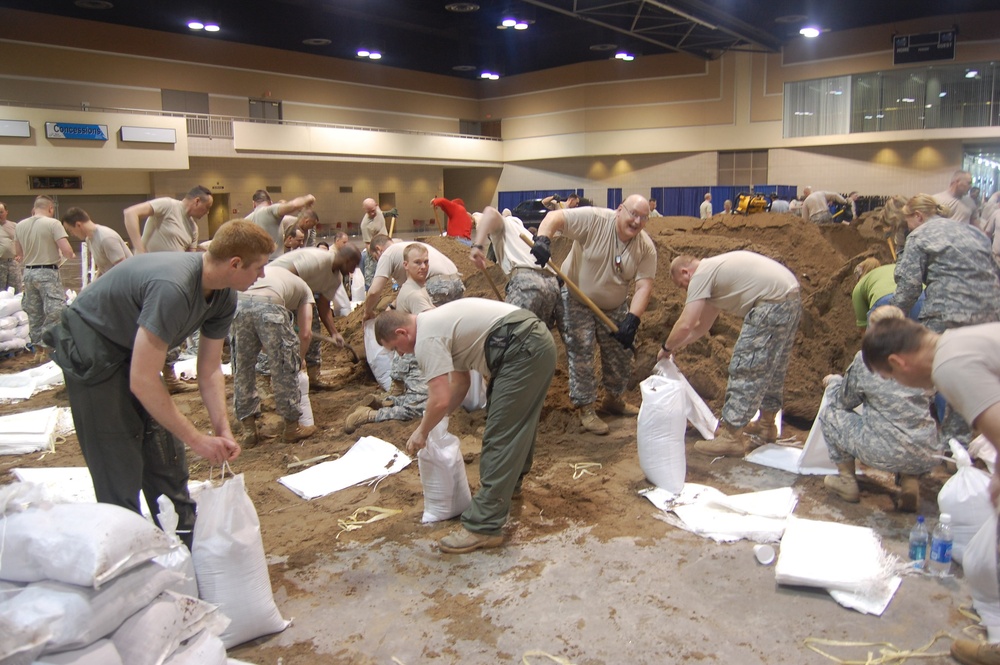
[530,235,552,267]
[612,313,640,350]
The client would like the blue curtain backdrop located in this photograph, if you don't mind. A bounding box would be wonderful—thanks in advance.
[650,185,797,216]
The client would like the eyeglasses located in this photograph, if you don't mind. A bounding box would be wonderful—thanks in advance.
[621,204,648,223]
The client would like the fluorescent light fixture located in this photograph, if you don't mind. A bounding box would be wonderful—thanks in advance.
[204,23,220,32]
[966,70,979,78]
[925,104,933,108]
[0,119,30,138]
[368,51,382,60]
[480,71,500,80]
[502,17,516,27]
[120,126,177,144]
[514,21,528,29]
[939,92,948,97]
[799,26,820,38]
[481,72,491,78]
[489,73,499,80]
[357,49,370,57]
[187,21,204,30]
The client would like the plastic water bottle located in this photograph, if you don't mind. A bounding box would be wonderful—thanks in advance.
[908,515,928,570]
[929,513,953,577]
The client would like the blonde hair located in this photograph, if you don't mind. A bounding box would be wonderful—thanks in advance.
[853,257,881,278]
[868,305,905,325]
[903,194,951,220]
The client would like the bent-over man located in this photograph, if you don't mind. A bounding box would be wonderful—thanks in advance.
[61,207,132,278]
[44,220,273,546]
[661,251,801,456]
[123,185,211,254]
[375,298,556,553]
[246,190,315,260]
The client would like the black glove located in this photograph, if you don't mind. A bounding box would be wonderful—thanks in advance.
[612,313,640,350]
[552,194,562,202]
[530,235,552,267]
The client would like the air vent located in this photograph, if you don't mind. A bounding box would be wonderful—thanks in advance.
[266,186,282,194]
[340,186,353,194]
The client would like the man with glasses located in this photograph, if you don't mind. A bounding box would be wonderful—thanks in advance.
[660,251,801,457]
[530,194,656,435]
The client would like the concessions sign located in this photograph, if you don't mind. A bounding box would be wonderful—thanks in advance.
[45,122,109,141]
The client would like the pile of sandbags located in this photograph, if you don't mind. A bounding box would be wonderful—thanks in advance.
[0,484,230,665]
[0,290,29,353]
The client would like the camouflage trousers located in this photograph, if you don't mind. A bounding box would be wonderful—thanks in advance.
[559,286,630,407]
[362,250,377,291]
[425,273,465,305]
[378,352,427,422]
[721,295,801,428]
[22,267,65,346]
[232,299,302,423]
[505,268,561,327]
[306,303,322,368]
[0,259,22,293]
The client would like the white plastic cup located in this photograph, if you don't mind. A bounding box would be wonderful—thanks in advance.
[753,544,776,565]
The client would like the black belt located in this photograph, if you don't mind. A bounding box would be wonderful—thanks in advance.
[25,264,58,270]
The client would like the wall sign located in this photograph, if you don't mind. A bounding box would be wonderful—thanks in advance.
[29,175,83,190]
[45,121,109,141]
[893,30,956,65]
[0,120,30,138]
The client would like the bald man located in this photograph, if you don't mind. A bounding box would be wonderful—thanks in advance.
[934,169,980,226]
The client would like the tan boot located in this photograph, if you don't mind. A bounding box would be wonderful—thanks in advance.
[344,406,377,434]
[162,364,196,394]
[356,394,386,410]
[240,414,260,448]
[694,422,746,457]
[600,393,639,416]
[579,406,610,435]
[307,365,332,391]
[744,410,778,444]
[824,461,860,503]
[897,474,920,513]
[951,639,1000,665]
[284,419,317,443]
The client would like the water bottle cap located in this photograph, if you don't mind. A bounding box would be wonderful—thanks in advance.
[917,515,925,523]
[940,513,951,524]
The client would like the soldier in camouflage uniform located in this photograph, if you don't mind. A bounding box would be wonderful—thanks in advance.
[233,264,317,445]
[362,236,463,320]
[661,251,801,457]
[891,194,1000,445]
[469,206,562,327]
[14,196,74,347]
[820,346,940,511]
[531,195,656,435]
[0,203,22,293]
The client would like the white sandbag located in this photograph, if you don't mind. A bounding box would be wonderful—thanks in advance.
[162,630,227,665]
[938,439,993,564]
[111,591,229,665]
[363,319,393,391]
[350,266,365,303]
[964,515,1000,641]
[192,471,289,648]
[418,417,472,523]
[296,370,314,427]
[654,359,718,439]
[35,639,124,665]
[14,310,28,325]
[14,322,28,337]
[461,370,488,412]
[0,296,21,318]
[152,496,198,599]
[0,562,180,656]
[0,328,13,343]
[0,315,16,330]
[0,406,60,456]
[969,434,997,475]
[278,436,411,501]
[0,612,48,664]
[0,501,172,588]
[636,373,687,493]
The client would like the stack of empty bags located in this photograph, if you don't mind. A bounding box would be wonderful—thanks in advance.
[0,290,29,353]
[0,484,229,665]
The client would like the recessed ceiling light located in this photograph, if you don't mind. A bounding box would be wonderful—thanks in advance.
[74,0,114,9]
[204,23,220,32]
[369,52,382,60]
[502,17,516,27]
[799,26,820,38]
[590,43,618,52]
[514,21,528,30]
[187,21,204,30]
[357,49,370,57]
[445,3,480,12]
[302,38,331,46]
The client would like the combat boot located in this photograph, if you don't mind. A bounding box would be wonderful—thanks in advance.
[897,474,920,513]
[694,422,746,457]
[579,406,610,435]
[344,406,377,434]
[240,414,260,448]
[951,639,1000,665]
[307,364,333,391]
[284,419,317,443]
[824,461,861,503]
[600,393,639,416]
[744,410,778,444]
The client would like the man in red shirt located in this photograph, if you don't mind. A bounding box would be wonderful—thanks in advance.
[431,197,472,241]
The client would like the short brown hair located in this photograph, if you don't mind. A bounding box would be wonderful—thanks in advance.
[208,220,274,260]
[61,207,91,226]
[403,243,427,261]
[861,317,928,372]
[374,309,410,345]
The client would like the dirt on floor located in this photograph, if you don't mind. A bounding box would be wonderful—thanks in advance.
[1,211,939,664]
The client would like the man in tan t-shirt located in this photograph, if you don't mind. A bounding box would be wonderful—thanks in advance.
[61,207,132,279]
[14,195,75,348]
[363,236,463,320]
[660,250,801,457]
[246,190,315,260]
[0,202,21,293]
[531,194,657,435]
[123,185,213,254]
